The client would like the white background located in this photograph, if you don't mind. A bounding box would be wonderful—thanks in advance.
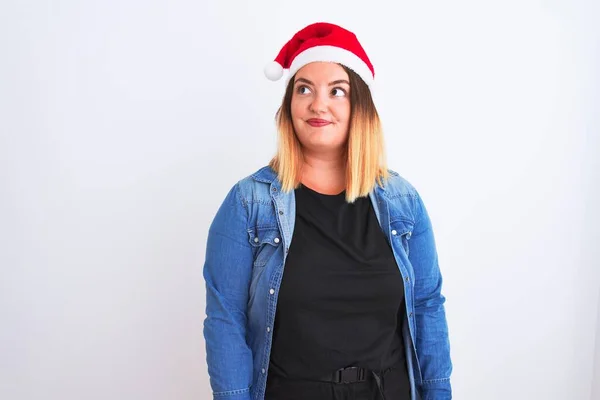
[1,1,599,399]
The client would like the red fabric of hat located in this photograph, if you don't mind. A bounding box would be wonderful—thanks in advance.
[264,22,375,88]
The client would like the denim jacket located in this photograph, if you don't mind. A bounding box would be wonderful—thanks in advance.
[203,165,452,400]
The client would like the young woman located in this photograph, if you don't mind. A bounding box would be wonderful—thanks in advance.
[203,22,453,400]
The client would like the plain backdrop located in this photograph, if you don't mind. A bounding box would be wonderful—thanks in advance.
[1,1,599,399]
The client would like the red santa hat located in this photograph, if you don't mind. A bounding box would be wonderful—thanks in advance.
[264,22,375,88]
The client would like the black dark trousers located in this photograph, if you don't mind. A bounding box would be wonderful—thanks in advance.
[265,364,411,400]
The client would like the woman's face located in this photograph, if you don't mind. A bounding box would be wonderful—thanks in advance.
[290,62,351,155]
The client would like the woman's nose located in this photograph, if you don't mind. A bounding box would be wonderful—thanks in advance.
[309,93,328,114]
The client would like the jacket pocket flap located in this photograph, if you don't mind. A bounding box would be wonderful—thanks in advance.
[390,219,414,238]
[247,226,282,247]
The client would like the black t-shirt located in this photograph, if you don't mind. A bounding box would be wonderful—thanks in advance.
[268,183,408,380]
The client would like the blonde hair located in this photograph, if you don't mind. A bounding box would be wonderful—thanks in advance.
[268,64,389,203]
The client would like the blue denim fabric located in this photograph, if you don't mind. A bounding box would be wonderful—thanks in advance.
[203,166,452,400]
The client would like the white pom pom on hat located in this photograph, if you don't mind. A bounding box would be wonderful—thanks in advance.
[264,61,284,81]
[263,22,375,88]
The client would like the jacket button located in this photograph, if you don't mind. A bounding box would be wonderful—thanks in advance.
[405,277,409,282]
[274,237,280,244]
[266,327,271,332]
[254,237,259,243]
[262,368,266,374]
[391,230,397,235]
[279,210,284,215]
[269,288,275,295]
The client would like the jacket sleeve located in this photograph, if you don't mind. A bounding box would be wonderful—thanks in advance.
[409,192,453,400]
[203,183,254,400]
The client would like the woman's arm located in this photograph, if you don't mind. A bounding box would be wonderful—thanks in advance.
[203,183,254,400]
[409,192,453,400]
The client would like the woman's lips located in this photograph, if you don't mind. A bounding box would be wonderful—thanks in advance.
[306,118,332,127]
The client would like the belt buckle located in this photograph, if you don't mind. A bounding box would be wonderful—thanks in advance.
[336,366,365,384]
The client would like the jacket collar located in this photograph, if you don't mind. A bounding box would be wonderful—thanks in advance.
[251,165,278,184]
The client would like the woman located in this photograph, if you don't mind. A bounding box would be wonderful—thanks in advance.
[203,22,452,400]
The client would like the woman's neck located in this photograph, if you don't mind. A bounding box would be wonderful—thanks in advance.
[299,155,346,195]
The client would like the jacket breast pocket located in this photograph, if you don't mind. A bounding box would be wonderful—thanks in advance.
[247,226,282,268]
[390,219,414,257]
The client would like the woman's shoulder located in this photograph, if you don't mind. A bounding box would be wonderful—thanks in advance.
[223,165,276,204]
[383,169,429,224]
[383,168,420,199]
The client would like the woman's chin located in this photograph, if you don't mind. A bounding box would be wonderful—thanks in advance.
[304,141,346,153]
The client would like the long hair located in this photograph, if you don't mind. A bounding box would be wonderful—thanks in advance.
[268,65,389,203]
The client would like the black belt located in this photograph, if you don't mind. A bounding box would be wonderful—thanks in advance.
[318,366,387,400]
[319,366,368,384]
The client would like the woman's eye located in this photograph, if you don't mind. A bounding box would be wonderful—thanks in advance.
[297,86,311,94]
[332,88,346,97]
